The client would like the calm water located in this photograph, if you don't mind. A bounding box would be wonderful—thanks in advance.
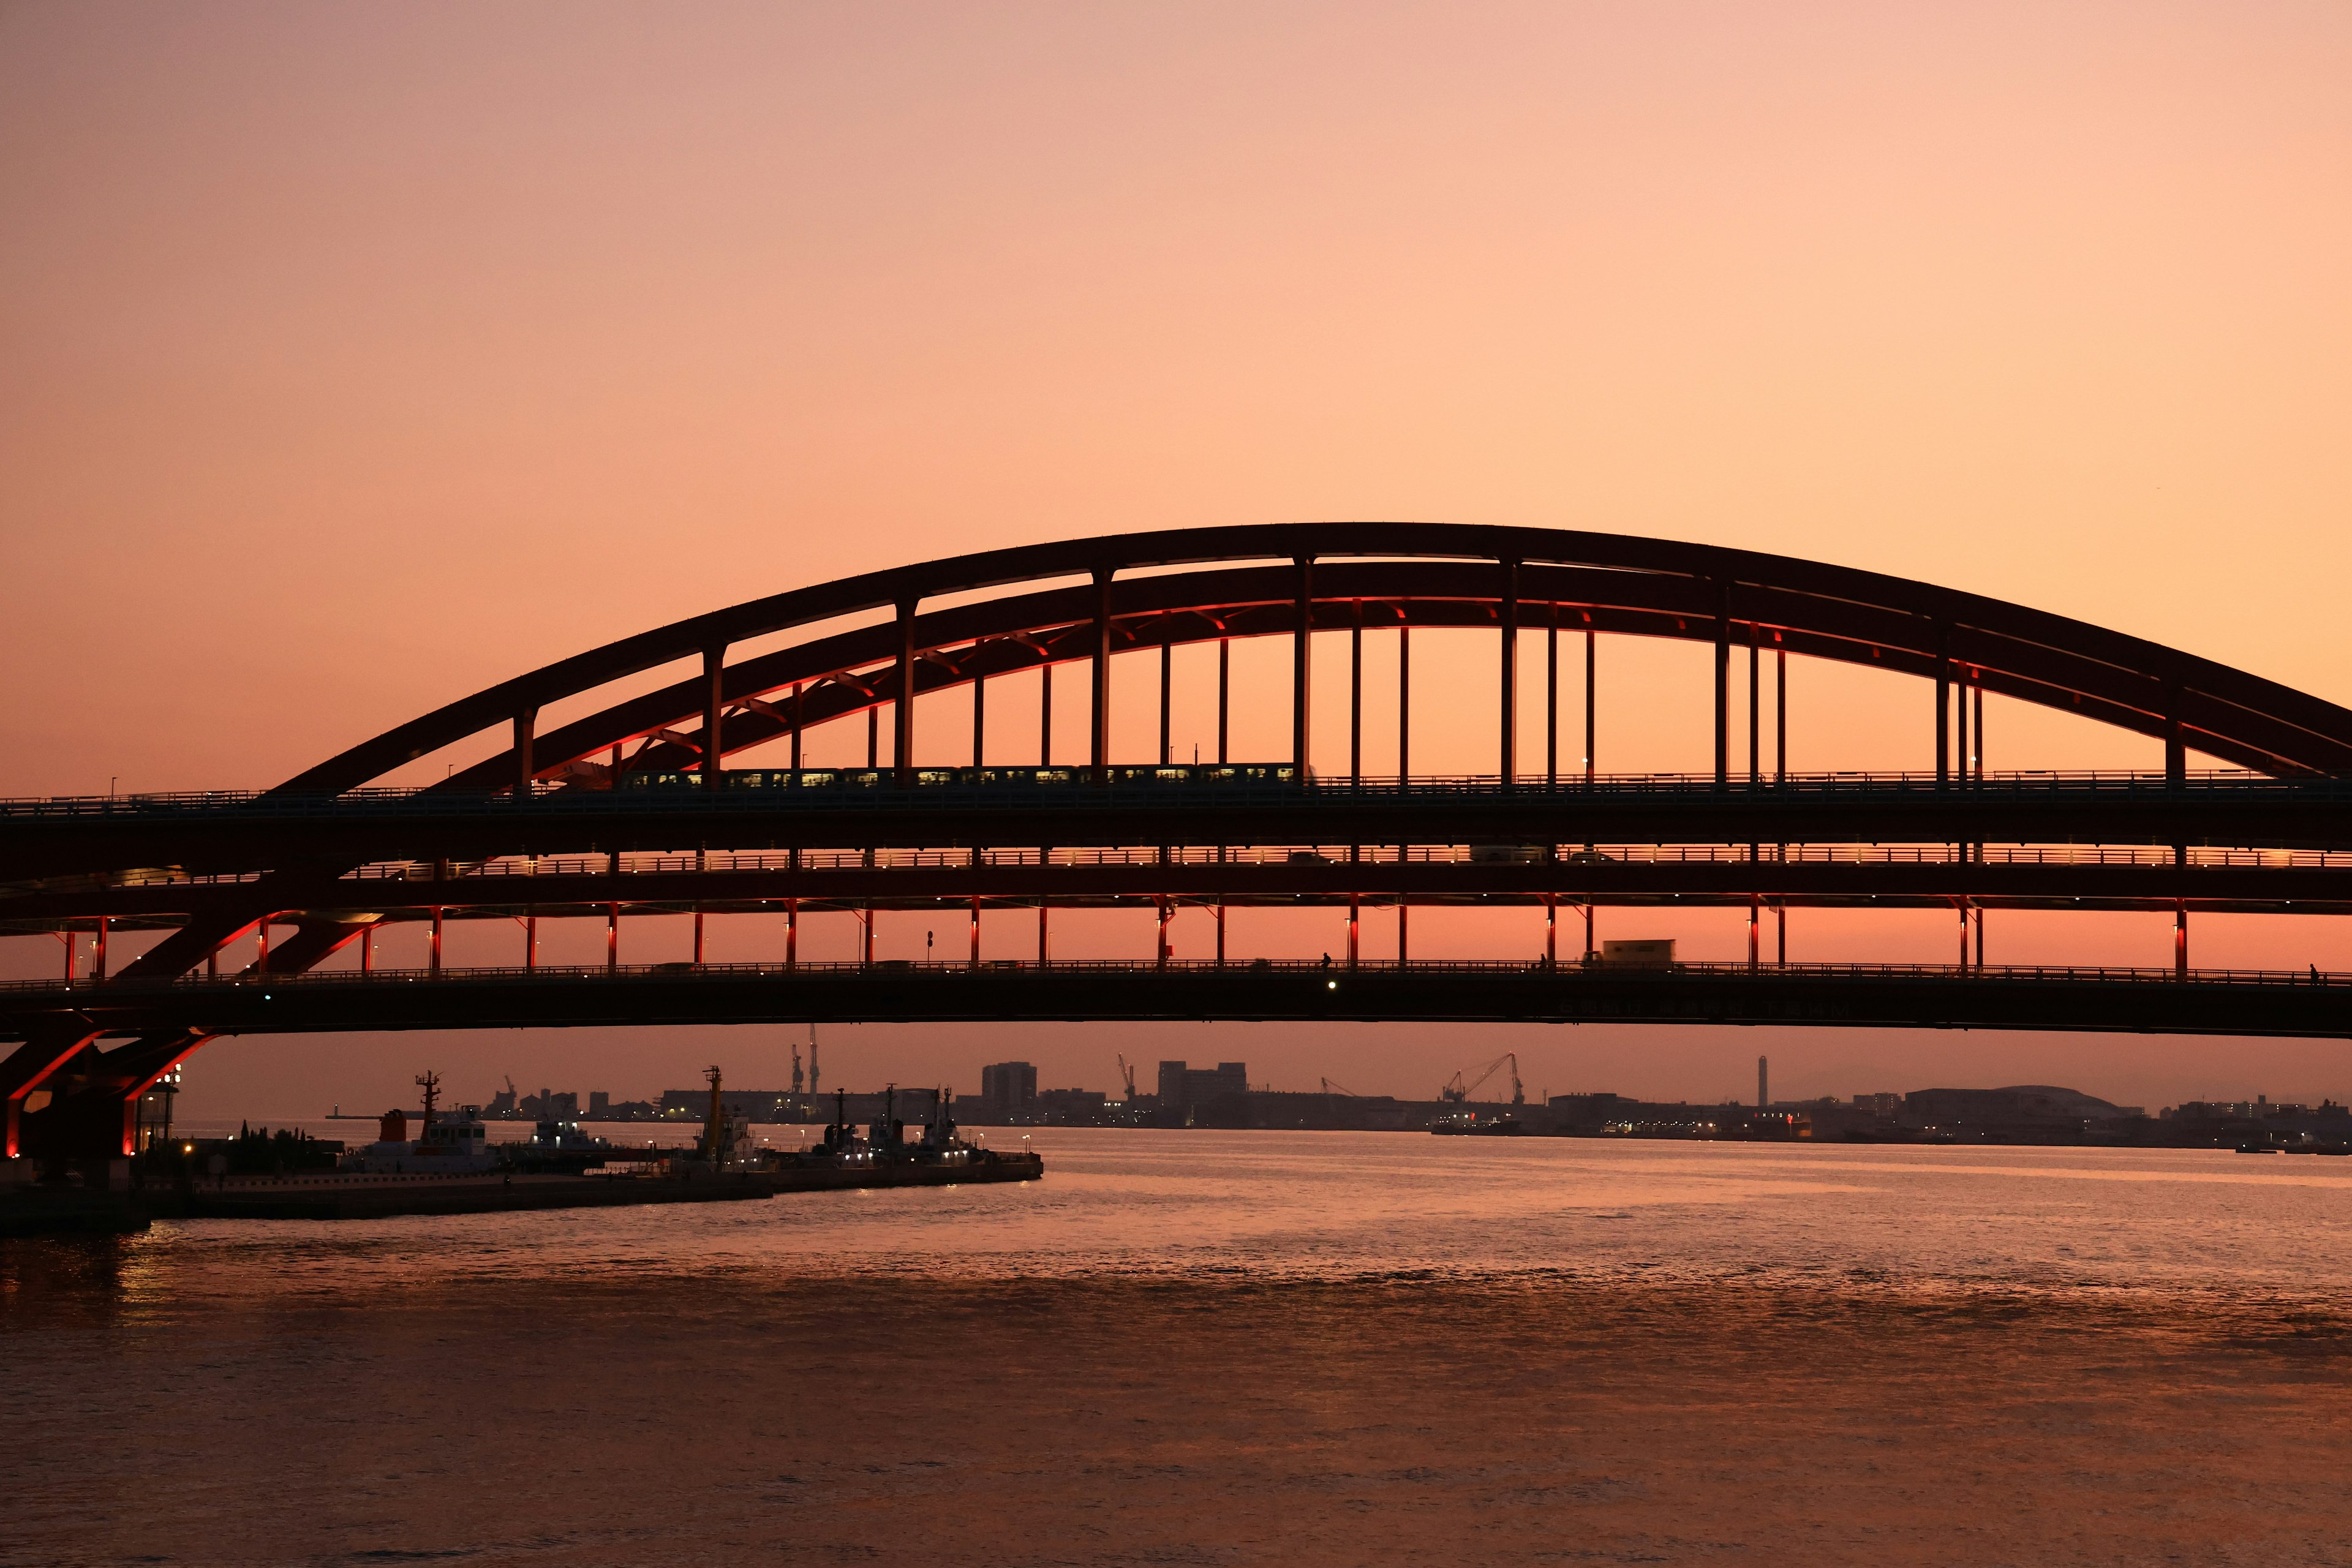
[10,1133,2352,1565]
[104,1128,2352,1302]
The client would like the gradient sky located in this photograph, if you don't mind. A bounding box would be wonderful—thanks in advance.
[3,2,2349,1117]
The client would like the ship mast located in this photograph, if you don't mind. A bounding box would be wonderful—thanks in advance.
[702,1065,725,1164]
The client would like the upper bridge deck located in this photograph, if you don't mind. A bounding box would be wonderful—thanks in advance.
[6,769,2351,884]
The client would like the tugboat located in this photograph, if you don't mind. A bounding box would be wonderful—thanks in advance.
[339,1071,499,1172]
[506,1117,614,1174]
[786,1085,1038,1188]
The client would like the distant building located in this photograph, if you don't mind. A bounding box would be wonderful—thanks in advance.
[655,1087,827,1123]
[1157,1062,1251,1123]
[1905,1085,2136,1136]
[589,1091,611,1117]
[1036,1087,1107,1120]
[1158,1061,1247,1115]
[980,1062,1038,1119]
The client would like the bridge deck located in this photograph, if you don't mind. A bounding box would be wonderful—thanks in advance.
[9,959,2350,1041]
[9,772,2352,883]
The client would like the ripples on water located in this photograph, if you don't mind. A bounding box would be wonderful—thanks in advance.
[72,1131,2352,1306]
[10,1134,2352,1565]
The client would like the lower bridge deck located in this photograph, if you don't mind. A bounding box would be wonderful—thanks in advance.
[8,959,2351,1040]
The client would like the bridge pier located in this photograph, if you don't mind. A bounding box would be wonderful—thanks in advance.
[4,1028,204,1167]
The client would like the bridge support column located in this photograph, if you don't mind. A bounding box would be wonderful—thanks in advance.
[1748,897,1759,971]
[1973,903,1984,970]
[786,900,798,969]
[1545,895,1556,969]
[1349,894,1360,969]
[1037,906,1050,965]
[1397,624,1410,780]
[1713,584,1730,790]
[895,600,918,786]
[429,908,442,977]
[2165,682,2186,786]
[1091,568,1113,783]
[1973,680,1984,783]
[513,707,536,794]
[1160,640,1173,766]
[1349,601,1362,785]
[1398,900,1409,964]
[607,904,619,971]
[1499,559,1518,788]
[971,671,986,766]
[862,907,875,967]
[1040,663,1053,765]
[1936,626,1951,788]
[1292,557,1313,776]
[2176,904,2188,979]
[1545,602,1558,787]
[1216,637,1230,764]
[1158,897,1172,970]
[525,913,537,970]
[1585,902,1594,962]
[1957,900,1969,968]
[693,906,705,967]
[1747,622,1760,795]
[1956,665,1970,791]
[791,682,805,770]
[1776,903,1786,968]
[1583,620,1596,788]
[970,897,981,968]
[703,644,727,788]
[1215,902,1226,967]
[360,924,373,974]
[1776,642,1786,787]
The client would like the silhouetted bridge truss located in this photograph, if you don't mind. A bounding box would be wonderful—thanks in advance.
[8,522,2351,1160]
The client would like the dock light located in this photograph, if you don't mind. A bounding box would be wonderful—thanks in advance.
[1326,979,1337,990]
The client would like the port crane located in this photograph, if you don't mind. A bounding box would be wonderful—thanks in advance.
[1439,1052,1524,1106]
[1116,1054,1139,1102]
[1320,1077,1361,1096]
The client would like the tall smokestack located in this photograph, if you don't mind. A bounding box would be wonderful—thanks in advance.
[1758,1055,1769,1109]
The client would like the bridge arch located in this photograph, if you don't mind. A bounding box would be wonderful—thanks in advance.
[276,524,2352,796]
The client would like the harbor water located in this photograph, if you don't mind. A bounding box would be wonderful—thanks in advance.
[9,1131,2352,1564]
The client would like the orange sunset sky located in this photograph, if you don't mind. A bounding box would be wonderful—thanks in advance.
[3,2,2348,1117]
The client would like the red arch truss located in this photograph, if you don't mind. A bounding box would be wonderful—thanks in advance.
[273,522,2352,794]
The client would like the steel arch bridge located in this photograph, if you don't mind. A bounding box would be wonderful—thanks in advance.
[9,522,2352,1162]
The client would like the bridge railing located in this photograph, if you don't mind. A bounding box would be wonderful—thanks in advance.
[9,956,2348,995]
[3,767,2343,819]
[81,835,2352,892]
[303,840,2352,883]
